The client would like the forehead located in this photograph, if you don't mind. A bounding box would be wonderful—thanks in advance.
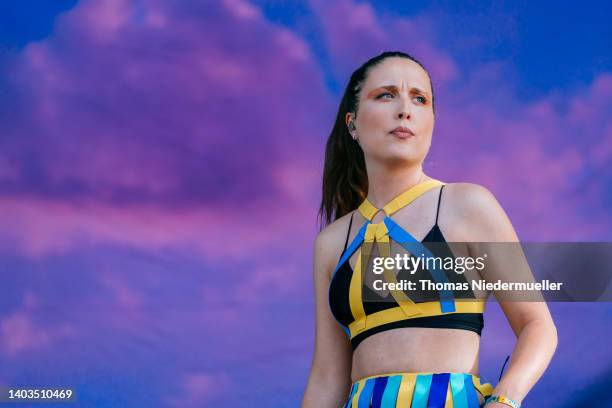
[362,57,431,93]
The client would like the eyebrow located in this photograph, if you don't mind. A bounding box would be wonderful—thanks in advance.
[371,85,430,97]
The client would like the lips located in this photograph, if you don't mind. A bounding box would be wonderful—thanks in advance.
[390,126,415,138]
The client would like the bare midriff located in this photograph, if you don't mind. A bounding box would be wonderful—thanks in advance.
[351,327,481,382]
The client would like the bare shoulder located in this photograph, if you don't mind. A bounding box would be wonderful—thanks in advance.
[442,182,498,215]
[314,211,354,281]
[440,183,518,242]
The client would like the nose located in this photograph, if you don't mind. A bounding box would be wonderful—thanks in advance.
[397,95,411,120]
[398,111,411,120]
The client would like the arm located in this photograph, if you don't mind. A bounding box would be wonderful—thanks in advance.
[301,230,353,408]
[457,184,558,406]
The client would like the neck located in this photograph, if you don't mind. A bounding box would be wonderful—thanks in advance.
[364,159,429,210]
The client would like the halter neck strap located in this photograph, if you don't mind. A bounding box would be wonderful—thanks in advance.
[358,179,445,221]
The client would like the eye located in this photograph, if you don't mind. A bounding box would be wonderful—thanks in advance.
[376,92,394,99]
[414,95,427,104]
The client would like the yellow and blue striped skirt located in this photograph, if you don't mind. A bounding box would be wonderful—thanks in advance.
[343,372,494,408]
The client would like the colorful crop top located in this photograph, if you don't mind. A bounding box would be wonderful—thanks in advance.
[328,179,485,350]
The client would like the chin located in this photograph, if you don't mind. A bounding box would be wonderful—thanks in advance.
[390,141,423,156]
[380,147,422,165]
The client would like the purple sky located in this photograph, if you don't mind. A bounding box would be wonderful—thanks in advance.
[0,0,611,406]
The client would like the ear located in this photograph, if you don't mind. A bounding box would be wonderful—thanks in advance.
[345,112,354,128]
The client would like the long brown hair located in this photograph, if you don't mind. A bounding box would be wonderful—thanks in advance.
[318,51,435,228]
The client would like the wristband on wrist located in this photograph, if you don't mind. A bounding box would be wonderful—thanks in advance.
[484,394,521,408]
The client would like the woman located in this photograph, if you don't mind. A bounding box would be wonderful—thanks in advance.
[301,51,557,407]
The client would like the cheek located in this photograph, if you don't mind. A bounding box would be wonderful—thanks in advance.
[358,104,388,131]
[416,111,435,133]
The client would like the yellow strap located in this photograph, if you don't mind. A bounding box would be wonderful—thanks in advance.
[383,178,444,216]
[358,178,444,221]
[358,198,379,222]
[444,382,453,408]
[351,379,365,407]
[376,229,422,317]
[472,376,494,397]
[363,222,389,242]
[360,222,422,320]
[352,223,390,332]
[395,374,415,406]
[349,300,486,337]
[348,248,367,332]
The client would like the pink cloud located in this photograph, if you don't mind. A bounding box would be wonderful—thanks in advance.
[99,274,146,322]
[310,0,458,84]
[166,372,232,407]
[0,293,76,356]
[222,0,261,21]
[431,69,612,240]
[0,196,314,259]
[0,0,328,212]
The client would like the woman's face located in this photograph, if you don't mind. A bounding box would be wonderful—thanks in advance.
[347,57,435,166]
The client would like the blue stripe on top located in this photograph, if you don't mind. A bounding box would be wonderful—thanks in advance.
[333,221,370,276]
[384,217,456,312]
